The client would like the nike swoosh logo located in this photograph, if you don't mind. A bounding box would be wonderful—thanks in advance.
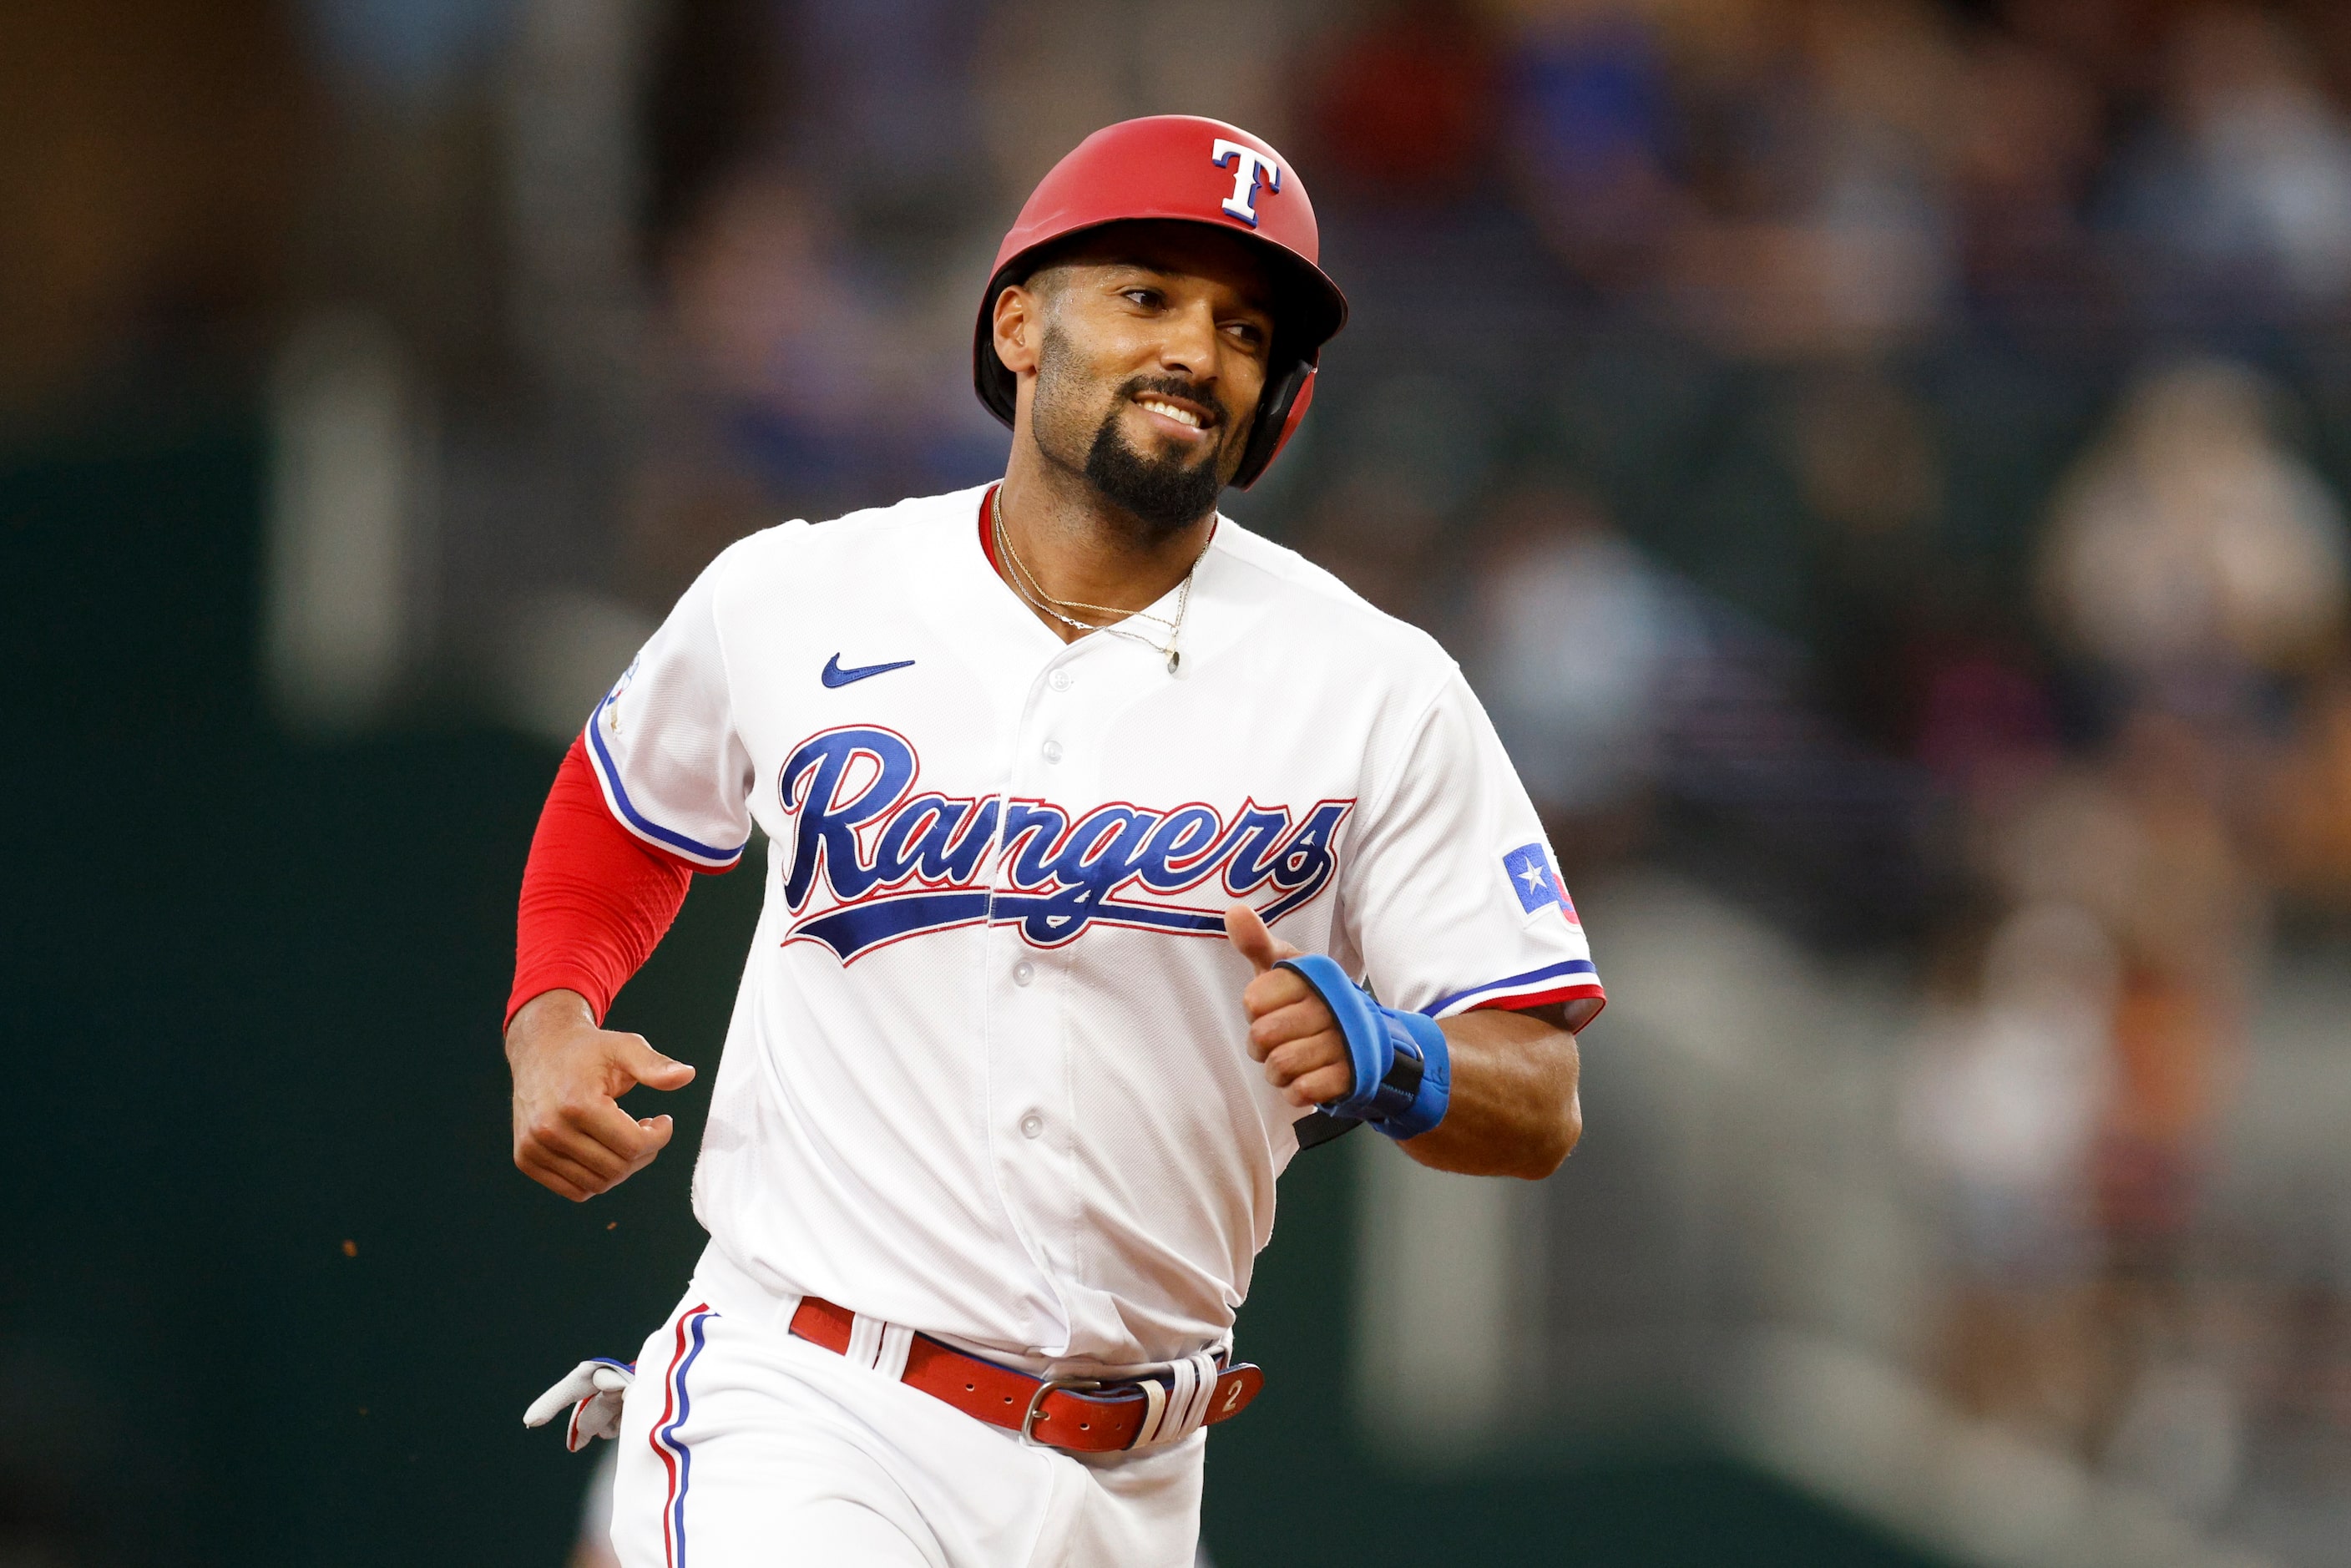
[822,653,917,688]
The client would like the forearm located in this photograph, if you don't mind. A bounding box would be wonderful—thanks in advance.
[508,736,697,1029]
[506,985,595,1050]
[1396,1002,1585,1179]
[503,746,707,1201]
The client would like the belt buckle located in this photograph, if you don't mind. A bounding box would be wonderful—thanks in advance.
[1019,1375,1104,1447]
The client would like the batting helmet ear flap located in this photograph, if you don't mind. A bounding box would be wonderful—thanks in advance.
[1233,359,1317,489]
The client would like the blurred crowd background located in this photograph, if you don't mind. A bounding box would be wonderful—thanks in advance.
[11,0,2351,1564]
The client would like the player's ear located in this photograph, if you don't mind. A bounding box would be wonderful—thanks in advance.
[993,283,1043,377]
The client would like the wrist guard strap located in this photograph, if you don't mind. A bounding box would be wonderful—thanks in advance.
[1274,955,1452,1141]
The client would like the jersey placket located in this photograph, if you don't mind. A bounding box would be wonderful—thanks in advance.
[978,635,1112,1349]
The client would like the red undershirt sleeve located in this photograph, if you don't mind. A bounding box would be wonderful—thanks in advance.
[505,736,714,1031]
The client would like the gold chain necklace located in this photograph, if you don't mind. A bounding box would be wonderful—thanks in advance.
[991,486,1211,675]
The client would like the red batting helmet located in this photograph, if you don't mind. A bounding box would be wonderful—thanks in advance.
[973,115,1348,489]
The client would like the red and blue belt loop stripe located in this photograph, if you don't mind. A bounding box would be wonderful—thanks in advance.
[651,1303,716,1568]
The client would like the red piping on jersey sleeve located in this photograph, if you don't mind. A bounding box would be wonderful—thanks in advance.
[505,736,710,1030]
[1468,982,1607,1023]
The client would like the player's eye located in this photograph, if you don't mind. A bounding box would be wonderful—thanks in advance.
[1122,287,1162,309]
[1223,321,1267,348]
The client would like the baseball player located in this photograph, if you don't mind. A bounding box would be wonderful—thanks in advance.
[504,115,1604,1567]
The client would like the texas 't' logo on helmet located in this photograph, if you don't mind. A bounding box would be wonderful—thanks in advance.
[1210,139,1281,227]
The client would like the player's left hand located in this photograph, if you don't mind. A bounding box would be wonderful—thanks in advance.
[1224,905,1353,1107]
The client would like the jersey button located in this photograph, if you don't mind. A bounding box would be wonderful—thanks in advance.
[1048,670,1072,692]
[1041,739,1063,763]
[1013,960,1034,986]
[1019,1112,1044,1140]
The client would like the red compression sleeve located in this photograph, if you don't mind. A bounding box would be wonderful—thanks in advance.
[506,736,705,1029]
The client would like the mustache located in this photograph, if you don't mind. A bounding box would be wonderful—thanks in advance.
[1120,374,1228,430]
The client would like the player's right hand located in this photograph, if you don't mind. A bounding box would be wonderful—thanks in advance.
[505,989,696,1201]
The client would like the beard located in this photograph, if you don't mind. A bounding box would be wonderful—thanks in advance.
[1079,394,1230,540]
[1034,325,1235,543]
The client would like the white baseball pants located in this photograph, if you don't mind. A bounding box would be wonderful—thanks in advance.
[609,1265,1206,1568]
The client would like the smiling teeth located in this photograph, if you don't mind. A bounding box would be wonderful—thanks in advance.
[1139,398,1202,428]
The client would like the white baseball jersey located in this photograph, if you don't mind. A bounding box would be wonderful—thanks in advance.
[584,482,1603,1371]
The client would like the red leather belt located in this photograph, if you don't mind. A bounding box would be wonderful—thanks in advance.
[787,1294,1264,1454]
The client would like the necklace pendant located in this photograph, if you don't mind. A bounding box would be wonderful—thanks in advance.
[1166,649,1181,675]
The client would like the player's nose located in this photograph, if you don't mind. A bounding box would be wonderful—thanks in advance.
[1151,297,1221,382]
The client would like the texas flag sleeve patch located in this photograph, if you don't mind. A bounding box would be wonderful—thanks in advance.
[1503,842,1578,923]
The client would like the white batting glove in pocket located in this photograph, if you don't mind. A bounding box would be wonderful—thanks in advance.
[523,1358,636,1451]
